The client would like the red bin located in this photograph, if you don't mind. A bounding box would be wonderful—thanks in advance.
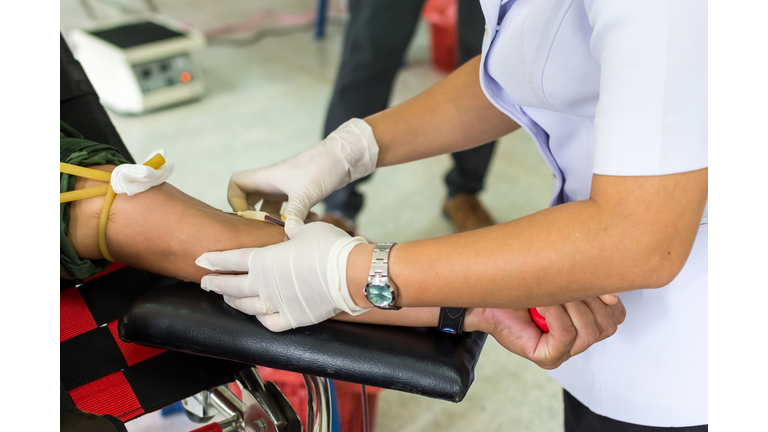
[422,0,458,73]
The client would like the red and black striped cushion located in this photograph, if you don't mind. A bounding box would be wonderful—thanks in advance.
[60,264,247,423]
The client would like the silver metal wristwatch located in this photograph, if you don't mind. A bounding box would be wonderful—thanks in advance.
[363,242,401,310]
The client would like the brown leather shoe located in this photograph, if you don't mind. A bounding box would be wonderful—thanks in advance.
[443,194,495,233]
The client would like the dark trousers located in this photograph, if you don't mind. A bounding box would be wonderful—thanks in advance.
[322,0,497,220]
[564,390,708,432]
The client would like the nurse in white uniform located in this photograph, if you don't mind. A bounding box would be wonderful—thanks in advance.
[198,1,707,430]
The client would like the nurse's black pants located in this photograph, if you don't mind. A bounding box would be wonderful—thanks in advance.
[322,0,497,220]
[564,390,708,432]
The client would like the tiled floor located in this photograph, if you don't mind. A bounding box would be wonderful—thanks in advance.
[61,1,564,430]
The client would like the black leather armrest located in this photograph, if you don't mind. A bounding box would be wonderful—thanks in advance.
[119,281,486,402]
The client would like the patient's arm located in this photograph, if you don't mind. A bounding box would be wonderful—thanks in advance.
[67,164,623,369]
[67,164,285,283]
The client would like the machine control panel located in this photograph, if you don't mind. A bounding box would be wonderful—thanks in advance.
[133,55,195,94]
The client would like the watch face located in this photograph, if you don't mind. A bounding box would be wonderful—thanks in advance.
[366,283,394,307]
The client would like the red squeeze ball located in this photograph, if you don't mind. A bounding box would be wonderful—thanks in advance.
[529,308,549,332]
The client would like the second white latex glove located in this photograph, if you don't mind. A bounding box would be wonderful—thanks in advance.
[227,118,378,238]
[196,220,370,332]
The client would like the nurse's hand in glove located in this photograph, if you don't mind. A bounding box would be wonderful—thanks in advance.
[227,119,378,238]
[196,220,370,332]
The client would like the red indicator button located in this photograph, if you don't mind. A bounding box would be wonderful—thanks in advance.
[179,72,192,83]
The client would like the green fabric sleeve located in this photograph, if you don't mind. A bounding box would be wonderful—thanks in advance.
[60,120,130,280]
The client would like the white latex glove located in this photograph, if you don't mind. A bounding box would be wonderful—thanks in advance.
[227,118,378,238]
[196,219,371,332]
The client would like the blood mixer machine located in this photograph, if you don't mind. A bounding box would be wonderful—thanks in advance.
[69,17,206,115]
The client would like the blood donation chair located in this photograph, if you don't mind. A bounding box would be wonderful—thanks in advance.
[60,34,487,432]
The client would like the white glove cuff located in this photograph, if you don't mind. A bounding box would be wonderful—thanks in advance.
[330,118,379,183]
[111,149,175,196]
[328,235,371,316]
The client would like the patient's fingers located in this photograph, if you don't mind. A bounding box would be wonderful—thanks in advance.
[598,294,619,305]
[562,301,600,358]
[196,248,260,272]
[200,274,250,296]
[535,305,577,367]
[582,297,619,341]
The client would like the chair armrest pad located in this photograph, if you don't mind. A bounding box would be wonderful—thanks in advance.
[119,282,486,402]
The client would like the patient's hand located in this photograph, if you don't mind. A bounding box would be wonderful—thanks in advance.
[67,164,285,282]
[465,298,626,370]
[333,296,625,370]
[66,164,626,359]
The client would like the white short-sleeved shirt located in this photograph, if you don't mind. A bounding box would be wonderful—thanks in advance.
[478,0,707,427]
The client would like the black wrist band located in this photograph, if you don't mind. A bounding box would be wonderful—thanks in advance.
[437,307,466,335]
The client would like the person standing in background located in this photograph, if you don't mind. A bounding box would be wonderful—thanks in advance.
[320,0,498,233]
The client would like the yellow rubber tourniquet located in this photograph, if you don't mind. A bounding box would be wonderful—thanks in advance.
[60,162,113,182]
[97,153,166,262]
[60,185,110,203]
[59,163,113,204]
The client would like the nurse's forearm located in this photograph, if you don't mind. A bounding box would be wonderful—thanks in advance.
[365,56,519,167]
[346,169,709,309]
[67,165,285,283]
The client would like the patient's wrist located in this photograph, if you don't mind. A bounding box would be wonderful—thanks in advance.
[462,308,491,334]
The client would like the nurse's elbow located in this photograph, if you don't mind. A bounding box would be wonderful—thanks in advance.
[642,266,680,290]
[634,247,692,290]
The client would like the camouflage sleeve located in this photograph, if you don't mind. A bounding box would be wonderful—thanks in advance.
[60,121,130,280]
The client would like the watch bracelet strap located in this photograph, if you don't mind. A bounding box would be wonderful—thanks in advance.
[437,307,466,335]
[369,242,395,279]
